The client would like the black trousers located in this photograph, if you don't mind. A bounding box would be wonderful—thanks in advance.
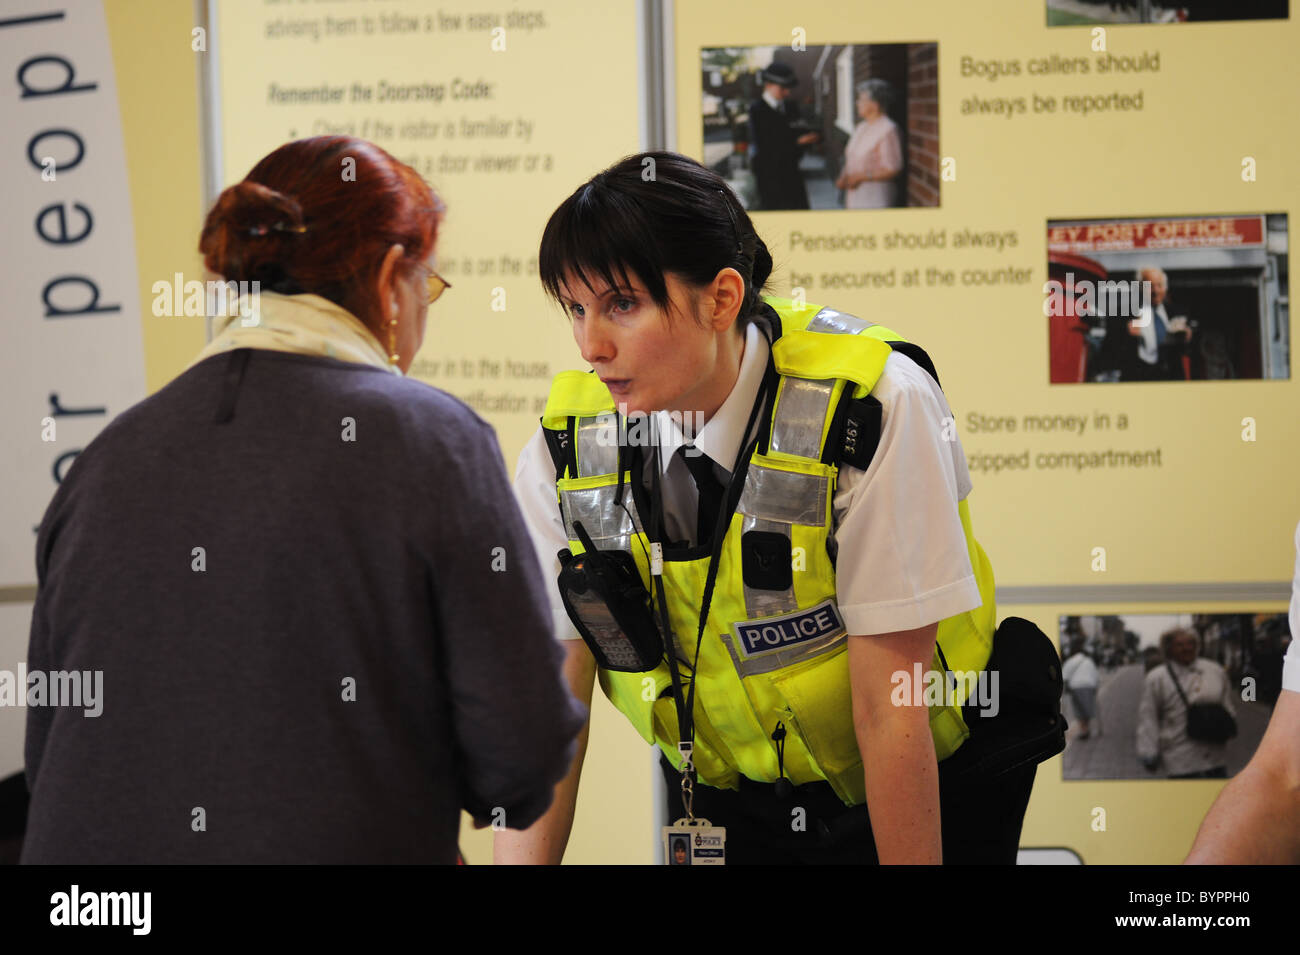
[660,754,1036,865]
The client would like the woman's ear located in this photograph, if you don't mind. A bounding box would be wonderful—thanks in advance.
[376,243,405,315]
[708,267,745,332]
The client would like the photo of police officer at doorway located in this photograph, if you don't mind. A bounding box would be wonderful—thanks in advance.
[700,42,939,212]
[1059,612,1288,780]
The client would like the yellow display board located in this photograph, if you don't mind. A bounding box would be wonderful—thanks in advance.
[672,0,1299,589]
[215,0,642,464]
[672,0,1297,865]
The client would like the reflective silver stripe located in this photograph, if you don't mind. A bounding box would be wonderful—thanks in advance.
[769,377,834,460]
[722,629,846,678]
[737,463,827,527]
[807,306,874,336]
[560,484,642,551]
[575,413,619,478]
[731,461,833,672]
[740,513,799,619]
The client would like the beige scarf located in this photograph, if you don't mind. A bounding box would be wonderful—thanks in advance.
[187,291,401,375]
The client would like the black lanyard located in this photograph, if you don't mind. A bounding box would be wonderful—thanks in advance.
[646,338,778,814]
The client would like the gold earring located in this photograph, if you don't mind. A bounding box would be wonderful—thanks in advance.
[387,303,400,365]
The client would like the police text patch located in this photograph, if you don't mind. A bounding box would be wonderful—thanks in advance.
[732,599,846,660]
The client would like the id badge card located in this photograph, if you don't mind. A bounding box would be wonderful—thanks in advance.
[662,818,726,865]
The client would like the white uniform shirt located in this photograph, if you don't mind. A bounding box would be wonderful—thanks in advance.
[512,321,982,640]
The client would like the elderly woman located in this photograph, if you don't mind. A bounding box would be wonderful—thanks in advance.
[21,136,585,863]
[836,79,904,209]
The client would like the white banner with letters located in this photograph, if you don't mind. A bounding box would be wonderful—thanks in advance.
[0,1,145,589]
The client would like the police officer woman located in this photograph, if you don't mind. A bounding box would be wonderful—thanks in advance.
[500,152,1034,865]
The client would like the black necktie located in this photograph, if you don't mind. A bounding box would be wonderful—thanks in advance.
[680,448,725,545]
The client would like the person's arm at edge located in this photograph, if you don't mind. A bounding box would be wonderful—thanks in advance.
[1184,687,1300,864]
[494,639,596,864]
[848,621,942,864]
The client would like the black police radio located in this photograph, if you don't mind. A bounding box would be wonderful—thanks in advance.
[557,520,665,673]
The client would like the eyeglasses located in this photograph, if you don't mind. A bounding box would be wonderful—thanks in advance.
[425,270,450,305]
[416,264,450,305]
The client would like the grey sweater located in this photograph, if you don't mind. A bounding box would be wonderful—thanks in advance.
[23,349,585,863]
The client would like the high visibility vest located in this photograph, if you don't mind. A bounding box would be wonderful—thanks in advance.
[541,297,997,805]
